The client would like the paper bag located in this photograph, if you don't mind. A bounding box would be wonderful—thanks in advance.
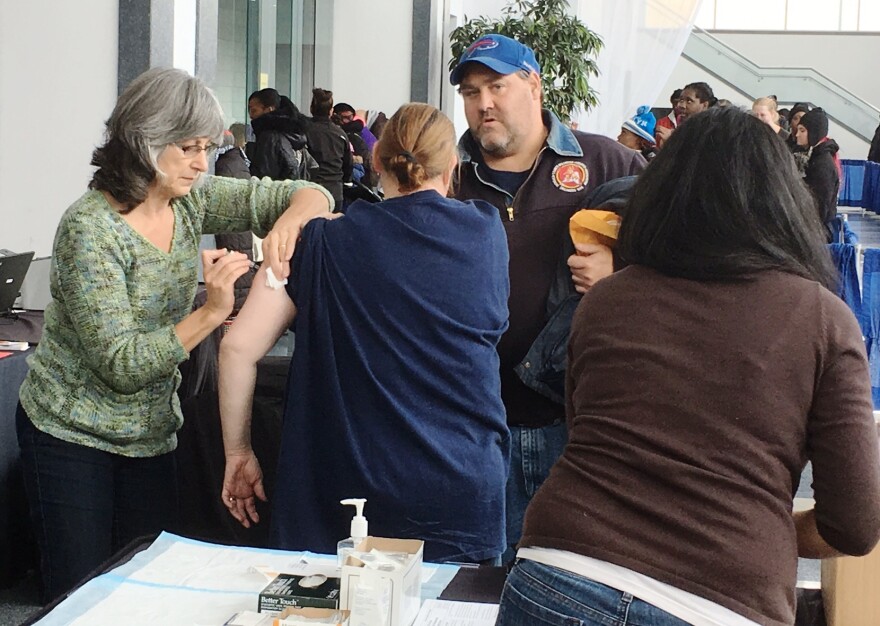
[569,209,621,250]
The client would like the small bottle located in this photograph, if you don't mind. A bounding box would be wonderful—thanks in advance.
[338,498,368,567]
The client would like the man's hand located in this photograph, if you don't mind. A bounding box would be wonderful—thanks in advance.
[568,243,614,293]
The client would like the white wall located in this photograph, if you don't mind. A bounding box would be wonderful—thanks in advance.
[326,0,413,116]
[658,30,880,159]
[0,1,118,257]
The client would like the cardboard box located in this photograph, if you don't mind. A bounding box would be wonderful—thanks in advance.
[276,607,350,625]
[340,537,424,626]
[259,574,341,614]
[822,545,880,626]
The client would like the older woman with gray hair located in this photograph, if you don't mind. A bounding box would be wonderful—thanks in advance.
[16,67,333,602]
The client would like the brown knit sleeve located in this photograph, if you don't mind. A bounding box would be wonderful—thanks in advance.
[808,292,880,556]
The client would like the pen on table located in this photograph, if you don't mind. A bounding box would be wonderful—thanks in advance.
[225,249,260,270]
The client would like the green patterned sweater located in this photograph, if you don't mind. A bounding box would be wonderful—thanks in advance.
[20,175,332,457]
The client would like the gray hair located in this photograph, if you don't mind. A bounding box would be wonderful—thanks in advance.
[89,67,225,212]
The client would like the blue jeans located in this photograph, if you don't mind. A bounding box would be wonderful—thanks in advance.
[503,422,567,563]
[497,560,691,626]
[16,403,178,603]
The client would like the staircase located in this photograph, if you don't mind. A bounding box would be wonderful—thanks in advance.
[682,27,879,142]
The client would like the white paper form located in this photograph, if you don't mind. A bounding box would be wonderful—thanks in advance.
[413,599,499,626]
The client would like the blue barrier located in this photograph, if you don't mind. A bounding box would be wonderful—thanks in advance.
[839,159,865,207]
[864,161,880,214]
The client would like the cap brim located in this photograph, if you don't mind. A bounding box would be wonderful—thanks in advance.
[622,120,656,145]
[450,57,525,85]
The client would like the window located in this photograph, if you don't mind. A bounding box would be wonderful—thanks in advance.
[695,0,879,31]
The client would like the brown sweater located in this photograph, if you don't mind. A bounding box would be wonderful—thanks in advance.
[521,266,880,626]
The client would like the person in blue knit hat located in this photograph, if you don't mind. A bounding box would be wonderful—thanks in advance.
[617,106,657,161]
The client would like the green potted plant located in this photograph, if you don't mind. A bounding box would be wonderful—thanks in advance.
[448,0,603,123]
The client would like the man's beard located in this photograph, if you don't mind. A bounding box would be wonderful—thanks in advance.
[477,129,514,157]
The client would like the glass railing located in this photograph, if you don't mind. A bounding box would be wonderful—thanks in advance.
[683,27,880,142]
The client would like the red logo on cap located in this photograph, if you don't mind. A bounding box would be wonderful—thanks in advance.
[466,38,500,55]
[552,161,588,192]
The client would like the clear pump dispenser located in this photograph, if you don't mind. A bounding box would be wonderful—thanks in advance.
[337,498,368,567]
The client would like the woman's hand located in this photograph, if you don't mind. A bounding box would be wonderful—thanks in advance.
[262,188,336,281]
[222,450,267,528]
[201,249,252,321]
[655,125,674,146]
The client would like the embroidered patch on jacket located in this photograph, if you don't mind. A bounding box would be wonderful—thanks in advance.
[552,161,589,192]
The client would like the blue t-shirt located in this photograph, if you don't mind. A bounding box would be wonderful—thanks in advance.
[270,190,510,563]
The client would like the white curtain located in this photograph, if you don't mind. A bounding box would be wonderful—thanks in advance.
[573,0,703,138]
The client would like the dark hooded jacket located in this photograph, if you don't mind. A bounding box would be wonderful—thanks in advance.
[869,121,880,163]
[800,108,840,240]
[250,97,312,181]
[805,138,841,233]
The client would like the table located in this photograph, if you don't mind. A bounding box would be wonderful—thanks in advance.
[24,532,464,625]
[0,348,36,588]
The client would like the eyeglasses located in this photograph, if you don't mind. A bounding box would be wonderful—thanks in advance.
[174,142,219,157]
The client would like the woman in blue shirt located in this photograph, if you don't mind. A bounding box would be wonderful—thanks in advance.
[217,103,510,563]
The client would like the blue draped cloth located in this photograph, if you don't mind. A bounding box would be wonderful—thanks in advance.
[861,248,880,407]
[839,159,866,207]
[829,243,863,321]
[864,161,880,213]
[270,190,511,563]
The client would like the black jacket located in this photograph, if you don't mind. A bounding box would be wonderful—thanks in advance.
[305,117,353,207]
[214,147,251,180]
[804,139,840,234]
[514,176,637,404]
[342,119,376,188]
[869,122,880,163]
[454,110,645,424]
[250,103,311,181]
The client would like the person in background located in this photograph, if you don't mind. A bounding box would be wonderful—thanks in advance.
[752,96,789,141]
[655,82,716,146]
[678,82,717,121]
[306,88,353,208]
[497,105,880,626]
[15,68,333,603]
[248,89,313,182]
[214,125,258,296]
[214,128,250,179]
[797,107,841,242]
[333,103,376,189]
[219,103,510,564]
[333,102,378,155]
[617,106,657,161]
[868,115,880,163]
[449,33,645,562]
[654,88,682,148]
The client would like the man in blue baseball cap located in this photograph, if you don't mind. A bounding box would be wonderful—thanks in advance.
[450,33,646,563]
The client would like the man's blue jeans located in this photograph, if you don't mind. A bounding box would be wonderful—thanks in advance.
[16,403,178,603]
[503,422,567,563]
[497,560,691,626]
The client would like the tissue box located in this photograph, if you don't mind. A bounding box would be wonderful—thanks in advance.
[259,574,341,614]
[340,537,424,626]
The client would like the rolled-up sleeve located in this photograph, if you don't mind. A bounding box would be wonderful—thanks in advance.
[195,175,335,237]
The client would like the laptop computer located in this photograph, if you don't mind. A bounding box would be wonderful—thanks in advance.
[0,251,35,312]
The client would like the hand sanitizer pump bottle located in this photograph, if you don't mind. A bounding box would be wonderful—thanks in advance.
[338,498,368,567]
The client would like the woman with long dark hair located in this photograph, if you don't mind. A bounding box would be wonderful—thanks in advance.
[496,106,880,626]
